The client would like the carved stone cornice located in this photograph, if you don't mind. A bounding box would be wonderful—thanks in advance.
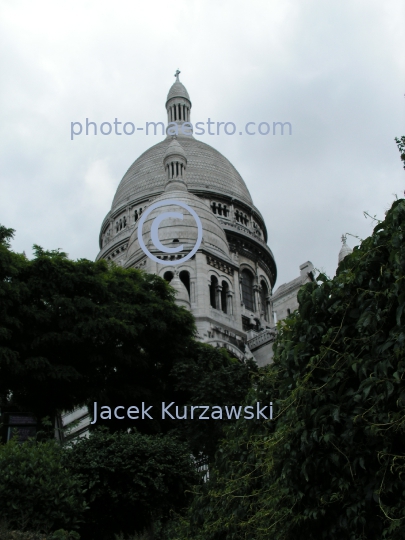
[206,255,234,275]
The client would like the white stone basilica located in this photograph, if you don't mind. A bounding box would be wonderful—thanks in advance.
[96,73,283,366]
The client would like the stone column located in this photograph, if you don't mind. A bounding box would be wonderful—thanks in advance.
[265,295,271,323]
[239,275,244,306]
[190,280,196,304]
[230,198,235,222]
[227,291,234,315]
[216,285,222,311]
[253,284,260,314]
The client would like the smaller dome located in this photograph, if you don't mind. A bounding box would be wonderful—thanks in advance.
[125,189,232,266]
[170,270,191,310]
[338,235,353,264]
[164,138,187,161]
[166,81,191,104]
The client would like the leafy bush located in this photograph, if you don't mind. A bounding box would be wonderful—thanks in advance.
[63,428,199,540]
[0,439,87,535]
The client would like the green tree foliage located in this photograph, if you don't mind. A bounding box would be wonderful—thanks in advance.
[179,198,405,539]
[0,230,195,426]
[0,229,255,451]
[169,342,257,460]
[0,227,257,539]
[62,428,198,540]
[0,439,86,535]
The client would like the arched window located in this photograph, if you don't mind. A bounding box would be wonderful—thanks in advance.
[209,275,218,308]
[164,271,173,282]
[221,281,229,314]
[180,270,190,297]
[260,280,269,321]
[241,269,255,311]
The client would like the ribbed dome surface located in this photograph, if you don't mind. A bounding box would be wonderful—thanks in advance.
[112,135,253,212]
[166,81,191,103]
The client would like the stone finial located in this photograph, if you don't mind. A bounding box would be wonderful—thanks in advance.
[174,69,181,81]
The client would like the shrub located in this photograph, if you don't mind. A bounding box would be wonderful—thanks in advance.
[0,439,87,535]
[63,428,199,540]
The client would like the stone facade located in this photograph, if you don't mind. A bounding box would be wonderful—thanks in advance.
[272,262,315,323]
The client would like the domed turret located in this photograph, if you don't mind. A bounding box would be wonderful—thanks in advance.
[163,137,187,190]
[166,77,191,103]
[170,269,191,309]
[163,138,187,162]
[338,234,353,264]
[125,188,232,266]
[166,70,191,125]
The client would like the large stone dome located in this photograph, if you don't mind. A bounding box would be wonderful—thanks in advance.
[111,134,254,213]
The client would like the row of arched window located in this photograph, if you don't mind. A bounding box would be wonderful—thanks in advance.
[163,268,270,322]
[134,207,143,223]
[211,202,229,217]
[167,161,185,179]
[235,210,249,226]
[168,103,190,122]
[112,207,144,235]
[209,276,231,314]
[210,203,248,226]
[115,216,127,233]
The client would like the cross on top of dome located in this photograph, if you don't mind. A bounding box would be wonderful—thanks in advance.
[166,71,191,106]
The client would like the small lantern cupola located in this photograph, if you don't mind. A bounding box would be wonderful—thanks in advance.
[163,137,188,192]
[166,70,192,126]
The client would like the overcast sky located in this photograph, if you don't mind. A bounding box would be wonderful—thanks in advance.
[1,0,404,287]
